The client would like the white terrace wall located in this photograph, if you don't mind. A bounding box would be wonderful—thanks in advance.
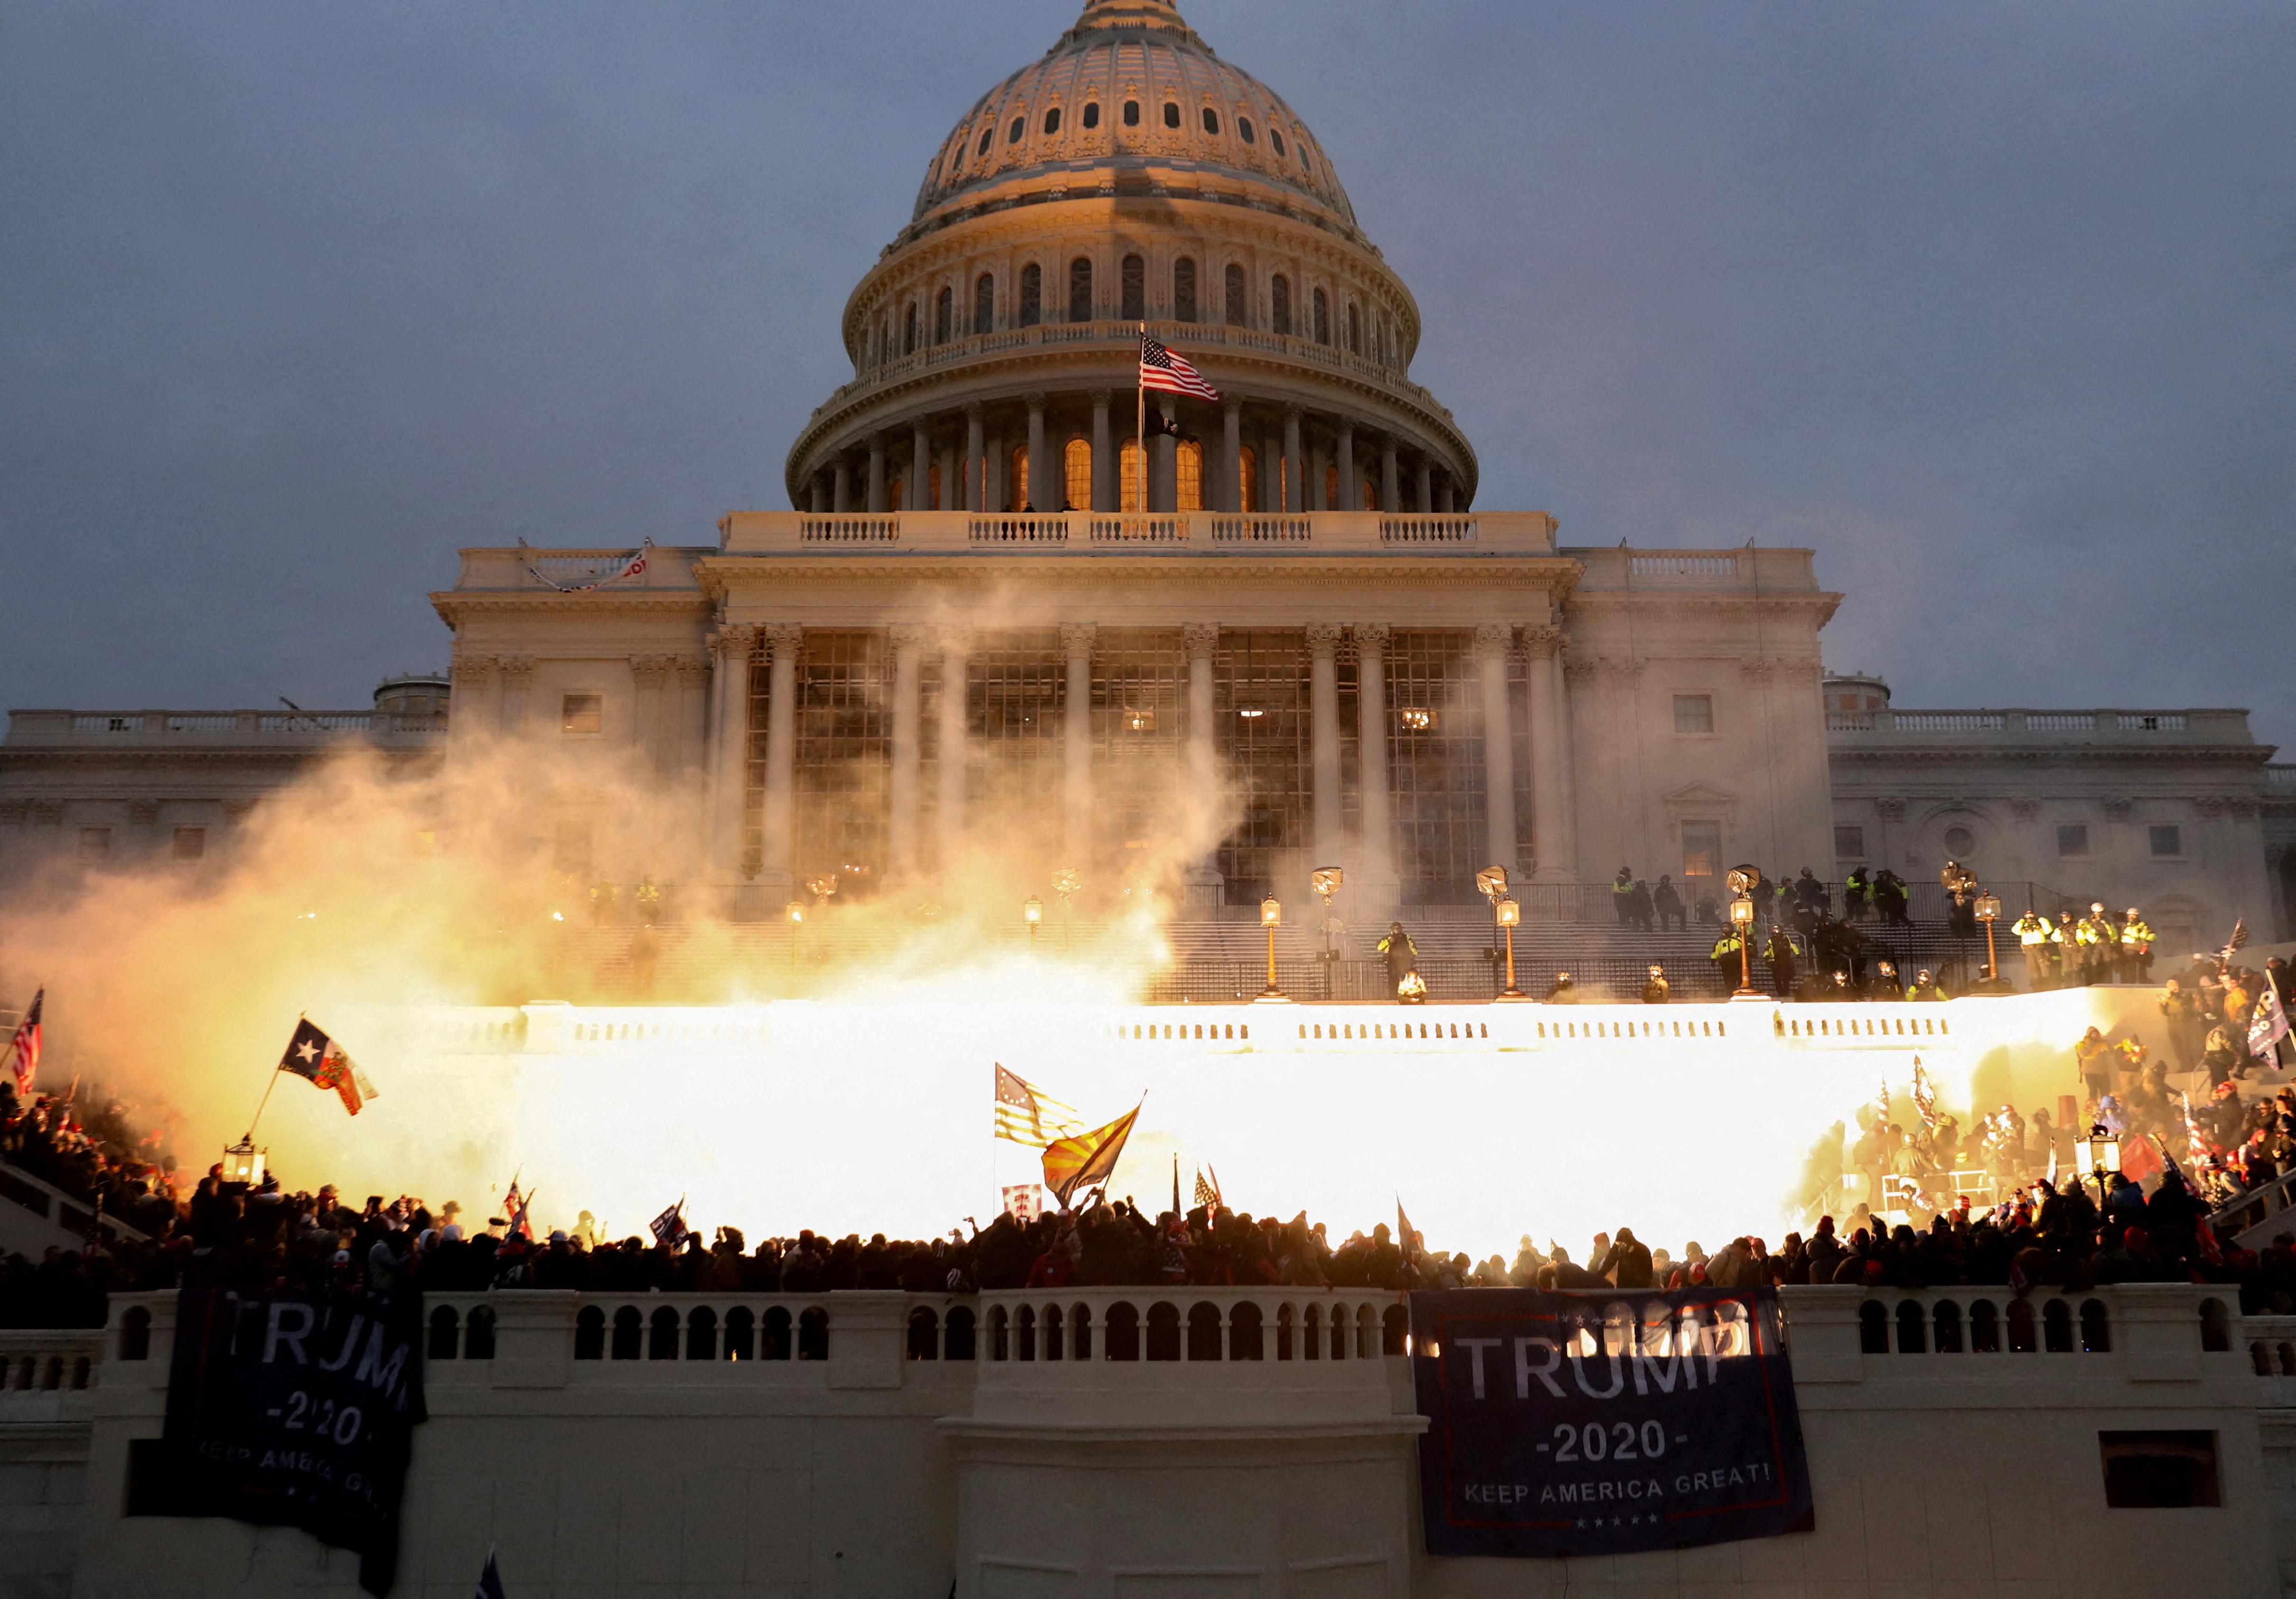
[4,1283,2287,1598]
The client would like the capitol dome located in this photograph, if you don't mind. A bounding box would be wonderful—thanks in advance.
[784,0,1477,519]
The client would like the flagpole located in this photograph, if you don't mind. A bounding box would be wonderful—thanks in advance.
[1137,322,1147,515]
[243,1067,281,1143]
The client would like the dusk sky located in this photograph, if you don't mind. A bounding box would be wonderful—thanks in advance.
[4,0,2291,745]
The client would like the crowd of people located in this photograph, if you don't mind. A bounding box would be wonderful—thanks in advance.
[5,957,2294,1333]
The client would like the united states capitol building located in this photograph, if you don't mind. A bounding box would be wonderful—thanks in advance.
[1,8,2286,955]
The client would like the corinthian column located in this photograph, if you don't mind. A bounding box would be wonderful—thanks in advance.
[1026,392,1049,513]
[1183,622,1222,906]
[1523,623,1574,880]
[761,625,802,883]
[1354,624,1395,903]
[937,628,971,867]
[1061,623,1096,861]
[1475,624,1519,879]
[1090,391,1114,511]
[708,625,760,879]
[887,624,927,877]
[448,652,497,757]
[1307,624,1344,866]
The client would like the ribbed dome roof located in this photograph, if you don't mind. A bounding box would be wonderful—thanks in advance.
[912,0,1356,228]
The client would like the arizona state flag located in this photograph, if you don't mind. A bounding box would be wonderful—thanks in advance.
[279,1019,377,1116]
[1041,1104,1140,1209]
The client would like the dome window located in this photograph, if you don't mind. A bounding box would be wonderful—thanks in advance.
[1312,288,1330,346]
[1270,128,1287,157]
[1083,102,1101,130]
[1068,257,1093,322]
[1163,102,1181,130]
[1271,274,1292,336]
[1238,117,1255,145]
[904,302,919,356]
[974,274,995,336]
[1044,107,1062,136]
[935,286,953,345]
[977,128,993,158]
[1224,263,1246,327]
[1120,254,1146,322]
[1019,263,1043,327]
[1173,257,1198,324]
[1123,100,1141,127]
[1008,116,1025,144]
[1201,108,1220,135]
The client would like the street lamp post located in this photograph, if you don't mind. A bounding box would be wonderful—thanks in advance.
[1312,867,1344,999]
[1494,896,1527,1000]
[1726,865,1765,1000]
[1257,893,1287,1001]
[1024,895,1043,951]
[1052,867,1080,953]
[2074,1123,2122,1202]
[785,901,805,980]
[1972,890,2009,993]
[1475,865,1510,999]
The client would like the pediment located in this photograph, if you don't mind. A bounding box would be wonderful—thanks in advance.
[1662,783,1736,809]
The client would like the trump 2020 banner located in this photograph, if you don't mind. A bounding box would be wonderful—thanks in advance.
[160,1289,428,1595]
[1411,1287,1811,1558]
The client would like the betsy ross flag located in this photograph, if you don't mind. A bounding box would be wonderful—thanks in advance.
[1139,333,1219,400]
[650,1198,689,1248]
[1041,1103,1141,1209]
[6,988,41,1097]
[994,1063,1085,1147]
[279,1018,377,1116]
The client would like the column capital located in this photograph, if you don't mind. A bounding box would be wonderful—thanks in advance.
[889,624,931,654]
[1283,402,1304,421]
[1738,657,1775,685]
[1304,623,1346,654]
[674,654,712,688]
[1060,622,1098,658]
[1182,622,1220,660]
[1472,623,1513,661]
[1352,623,1391,653]
[1521,623,1567,660]
[1223,394,1244,416]
[496,654,536,687]
[964,400,987,420]
[1335,418,1355,439]
[1025,389,1049,410]
[451,651,498,687]
[1089,389,1112,407]
[936,624,974,659]
[630,654,674,688]
[765,623,805,653]
[711,625,760,662]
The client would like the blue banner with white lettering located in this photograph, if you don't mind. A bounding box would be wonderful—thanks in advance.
[1410,1287,1811,1558]
[160,1289,427,1595]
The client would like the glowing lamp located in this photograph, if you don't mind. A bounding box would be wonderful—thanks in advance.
[1023,896,1044,925]
[1495,898,1521,928]
[1729,895,1755,929]
[2075,1124,2122,1178]
[1493,896,1526,1001]
[221,1137,264,1187]
[1257,895,1286,1001]
[1261,895,1282,927]
[1400,708,1434,730]
[785,902,804,924]
[1975,892,2001,922]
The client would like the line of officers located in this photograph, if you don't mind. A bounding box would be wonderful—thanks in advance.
[2007,903,2156,991]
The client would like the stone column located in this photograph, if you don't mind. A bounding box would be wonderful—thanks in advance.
[1262,427,1283,511]
[1335,421,1357,511]
[832,458,851,514]
[1061,623,1096,861]
[1283,406,1304,512]
[1416,458,1433,514]
[1307,624,1344,866]
[630,655,673,779]
[1523,624,1574,881]
[888,624,926,877]
[1090,390,1114,511]
[1308,444,1328,511]
[1223,398,1244,514]
[808,477,828,513]
[676,654,713,786]
[1438,478,1456,514]
[867,437,887,513]
[909,425,930,512]
[937,444,958,511]
[496,655,535,734]
[988,430,1007,512]
[1474,624,1518,877]
[1153,398,1177,513]
[1184,622,1222,904]
[965,404,986,513]
[1355,625,1396,900]
[1381,437,1400,513]
[937,628,970,865]
[761,625,802,880]
[1026,392,1048,512]
[448,653,498,755]
[708,625,759,877]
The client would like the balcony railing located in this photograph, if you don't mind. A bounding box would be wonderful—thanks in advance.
[10,711,446,746]
[1830,708,2240,739]
[728,510,1553,555]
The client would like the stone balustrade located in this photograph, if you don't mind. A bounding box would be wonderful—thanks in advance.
[3,710,447,745]
[713,509,1555,555]
[1827,707,2253,742]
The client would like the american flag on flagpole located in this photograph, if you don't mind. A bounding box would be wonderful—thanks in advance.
[1139,334,1219,400]
[6,988,41,1097]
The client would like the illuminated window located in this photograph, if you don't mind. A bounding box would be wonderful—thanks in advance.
[1120,439,1144,511]
[1009,446,1031,511]
[561,694,603,734]
[1399,708,1434,731]
[1325,465,1338,507]
[1673,694,1713,733]
[1238,444,1257,509]
[1681,820,1721,882]
[1063,438,1092,511]
[1177,440,1203,510]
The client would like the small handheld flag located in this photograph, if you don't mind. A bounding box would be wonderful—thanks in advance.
[1193,1166,1222,1213]
[475,1549,506,1599]
[994,1063,1086,1147]
[6,988,42,1097]
[650,1198,689,1248]
[279,1018,377,1116]
[1139,334,1219,400]
[503,1177,534,1242]
[1041,1104,1141,1208]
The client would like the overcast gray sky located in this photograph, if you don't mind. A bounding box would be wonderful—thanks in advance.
[4,1,2291,747]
